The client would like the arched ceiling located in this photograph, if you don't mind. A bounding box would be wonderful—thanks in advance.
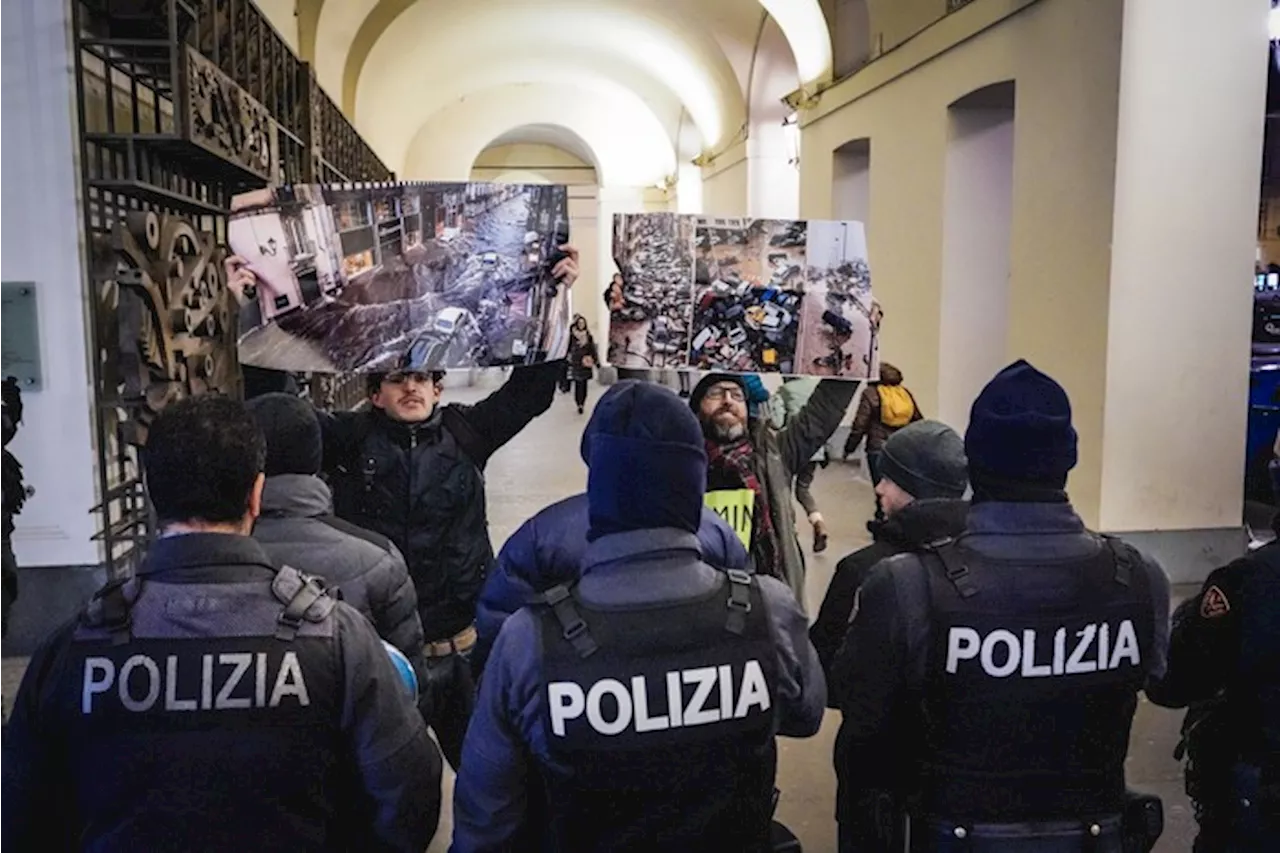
[486,126,599,171]
[401,82,677,187]
[280,0,834,182]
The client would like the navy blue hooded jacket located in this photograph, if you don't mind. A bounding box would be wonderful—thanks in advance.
[475,495,749,676]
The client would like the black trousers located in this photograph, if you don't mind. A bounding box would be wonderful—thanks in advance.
[421,648,475,771]
[573,378,589,408]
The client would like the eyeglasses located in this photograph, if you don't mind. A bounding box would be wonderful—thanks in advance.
[384,371,434,386]
[705,386,745,402]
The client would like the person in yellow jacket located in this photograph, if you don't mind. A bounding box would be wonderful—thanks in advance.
[843,363,922,521]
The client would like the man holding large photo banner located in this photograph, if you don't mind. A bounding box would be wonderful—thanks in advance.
[228,246,580,769]
[691,373,858,611]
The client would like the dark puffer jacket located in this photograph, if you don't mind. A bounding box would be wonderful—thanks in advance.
[252,473,424,659]
[809,498,969,689]
[319,362,561,642]
[473,493,750,677]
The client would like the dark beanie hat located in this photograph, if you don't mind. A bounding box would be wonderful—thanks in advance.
[245,393,322,477]
[584,380,707,541]
[689,372,745,413]
[965,359,1078,488]
[879,420,968,500]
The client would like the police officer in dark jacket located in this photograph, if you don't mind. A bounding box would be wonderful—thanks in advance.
[2,376,27,636]
[1,395,442,852]
[1147,518,1279,851]
[452,381,826,853]
[248,393,425,662]
[831,360,1171,852]
[810,419,968,684]
[473,408,751,678]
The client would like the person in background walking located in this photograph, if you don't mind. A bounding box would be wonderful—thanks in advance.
[567,314,599,415]
[843,362,922,521]
[772,376,832,553]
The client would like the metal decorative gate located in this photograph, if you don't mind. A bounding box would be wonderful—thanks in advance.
[72,0,390,577]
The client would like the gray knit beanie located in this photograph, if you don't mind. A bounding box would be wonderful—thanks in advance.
[878,419,968,500]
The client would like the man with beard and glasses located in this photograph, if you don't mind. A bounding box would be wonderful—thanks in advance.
[690,373,858,610]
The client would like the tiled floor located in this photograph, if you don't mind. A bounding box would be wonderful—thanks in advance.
[1,375,1198,851]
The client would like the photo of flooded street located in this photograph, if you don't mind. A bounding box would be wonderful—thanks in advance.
[231,182,570,373]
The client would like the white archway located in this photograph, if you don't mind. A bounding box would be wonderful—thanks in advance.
[401,83,677,187]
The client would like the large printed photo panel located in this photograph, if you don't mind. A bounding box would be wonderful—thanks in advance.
[230,182,572,373]
[610,213,879,378]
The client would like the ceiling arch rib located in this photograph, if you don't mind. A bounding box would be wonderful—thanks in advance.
[487,125,600,173]
[401,83,677,187]
[353,0,743,155]
[757,0,832,84]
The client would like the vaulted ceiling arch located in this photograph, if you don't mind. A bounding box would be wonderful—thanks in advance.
[401,82,677,187]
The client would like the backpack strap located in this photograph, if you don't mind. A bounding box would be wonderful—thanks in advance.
[1099,535,1133,588]
[82,576,143,646]
[922,537,979,599]
[543,583,597,659]
[271,565,336,641]
[725,568,754,635]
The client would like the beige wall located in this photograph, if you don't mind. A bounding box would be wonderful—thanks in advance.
[866,0,947,57]
[702,143,751,216]
[798,0,1125,526]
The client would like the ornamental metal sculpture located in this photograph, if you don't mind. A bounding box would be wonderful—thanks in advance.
[98,211,241,445]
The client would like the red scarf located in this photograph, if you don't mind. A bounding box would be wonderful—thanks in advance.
[705,437,783,580]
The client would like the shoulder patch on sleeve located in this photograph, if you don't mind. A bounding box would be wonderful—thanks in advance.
[1200,585,1230,618]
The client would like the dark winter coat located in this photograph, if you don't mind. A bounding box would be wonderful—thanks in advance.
[473,492,750,677]
[809,499,969,692]
[318,361,561,642]
[845,365,922,455]
[829,501,1171,836]
[568,333,598,381]
[253,473,425,660]
[1,533,442,852]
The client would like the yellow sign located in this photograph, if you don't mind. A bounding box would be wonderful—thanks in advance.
[704,488,755,548]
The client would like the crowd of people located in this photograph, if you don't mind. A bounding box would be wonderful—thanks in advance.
[1,250,1276,853]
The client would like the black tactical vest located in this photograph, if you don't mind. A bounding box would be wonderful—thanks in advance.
[917,537,1154,824]
[54,567,354,850]
[534,570,778,853]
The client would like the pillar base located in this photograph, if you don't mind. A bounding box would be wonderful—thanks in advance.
[1102,527,1247,586]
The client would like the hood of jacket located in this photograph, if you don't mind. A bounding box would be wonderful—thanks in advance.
[260,474,333,518]
[868,497,969,549]
[879,362,904,386]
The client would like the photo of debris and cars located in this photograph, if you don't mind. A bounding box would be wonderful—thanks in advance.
[609,214,878,378]
[689,218,806,373]
[229,181,571,373]
[607,212,696,369]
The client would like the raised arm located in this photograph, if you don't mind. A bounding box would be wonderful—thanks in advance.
[450,360,563,467]
[777,378,859,473]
